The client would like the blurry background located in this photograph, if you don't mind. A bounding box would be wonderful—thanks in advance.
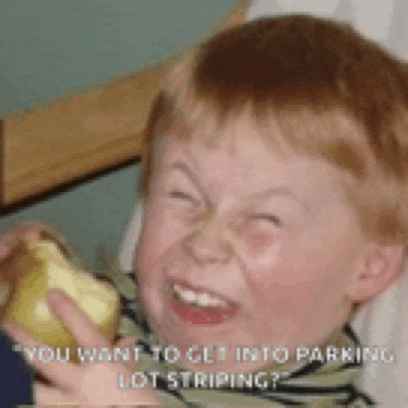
[0,0,235,269]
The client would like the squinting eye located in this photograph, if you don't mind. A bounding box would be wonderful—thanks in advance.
[250,214,282,227]
[170,191,196,204]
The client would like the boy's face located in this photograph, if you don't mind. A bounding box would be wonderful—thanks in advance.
[137,115,371,372]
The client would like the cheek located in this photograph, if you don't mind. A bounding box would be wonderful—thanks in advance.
[250,269,344,343]
[248,238,354,321]
[254,278,315,317]
[241,229,275,253]
[136,238,155,287]
[235,228,292,271]
[164,206,196,239]
[153,192,196,237]
[136,206,192,284]
[136,218,164,286]
[254,273,337,307]
[277,221,363,283]
[140,205,187,256]
[166,198,198,219]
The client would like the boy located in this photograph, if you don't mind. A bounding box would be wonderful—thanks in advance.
[3,14,408,406]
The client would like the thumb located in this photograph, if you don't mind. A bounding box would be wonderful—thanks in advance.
[115,335,139,349]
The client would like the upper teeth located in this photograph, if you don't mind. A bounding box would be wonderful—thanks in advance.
[173,284,229,308]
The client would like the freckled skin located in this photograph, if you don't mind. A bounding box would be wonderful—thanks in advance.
[136,114,373,373]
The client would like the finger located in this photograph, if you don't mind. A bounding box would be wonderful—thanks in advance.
[0,227,42,259]
[19,229,42,243]
[47,289,109,349]
[3,323,77,391]
[0,231,13,258]
[11,222,71,260]
[116,335,138,348]
[12,225,43,243]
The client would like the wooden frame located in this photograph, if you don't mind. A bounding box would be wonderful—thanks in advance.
[1,1,251,211]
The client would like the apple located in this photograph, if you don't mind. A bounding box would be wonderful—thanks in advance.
[1,240,119,363]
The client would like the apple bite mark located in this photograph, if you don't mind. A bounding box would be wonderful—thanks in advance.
[1,240,120,362]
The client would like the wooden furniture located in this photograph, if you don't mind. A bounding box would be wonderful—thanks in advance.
[1,1,250,212]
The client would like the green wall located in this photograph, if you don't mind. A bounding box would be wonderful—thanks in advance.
[1,0,235,269]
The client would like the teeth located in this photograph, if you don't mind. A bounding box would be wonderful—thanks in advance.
[198,293,227,307]
[173,284,229,308]
[183,290,197,303]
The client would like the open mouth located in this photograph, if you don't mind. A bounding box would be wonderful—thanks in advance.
[170,282,239,325]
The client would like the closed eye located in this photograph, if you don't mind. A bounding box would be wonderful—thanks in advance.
[250,214,282,226]
[170,191,196,203]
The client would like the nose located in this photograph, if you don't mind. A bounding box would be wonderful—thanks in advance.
[185,209,232,265]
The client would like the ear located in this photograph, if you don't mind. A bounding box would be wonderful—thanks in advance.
[348,243,406,302]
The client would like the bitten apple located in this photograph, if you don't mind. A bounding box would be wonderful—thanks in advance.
[1,240,119,362]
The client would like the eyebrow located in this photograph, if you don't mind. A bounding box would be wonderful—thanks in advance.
[254,186,310,213]
[168,162,309,213]
[168,162,212,208]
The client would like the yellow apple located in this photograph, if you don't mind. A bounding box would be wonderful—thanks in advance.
[2,240,120,363]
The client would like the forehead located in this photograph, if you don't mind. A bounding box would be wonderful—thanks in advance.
[156,114,346,199]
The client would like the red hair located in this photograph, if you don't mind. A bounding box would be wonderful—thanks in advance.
[143,15,408,244]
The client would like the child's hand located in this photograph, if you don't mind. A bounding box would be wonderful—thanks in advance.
[0,224,43,260]
[4,288,161,406]
[0,225,44,310]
